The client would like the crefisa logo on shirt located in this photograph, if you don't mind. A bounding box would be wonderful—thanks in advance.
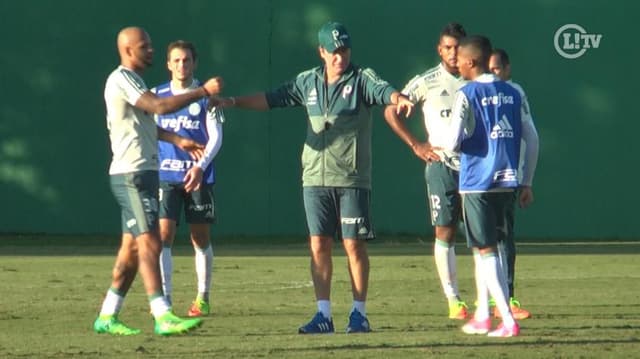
[554,24,602,59]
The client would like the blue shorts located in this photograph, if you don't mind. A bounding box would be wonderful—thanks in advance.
[159,182,216,224]
[303,187,375,240]
[110,170,159,237]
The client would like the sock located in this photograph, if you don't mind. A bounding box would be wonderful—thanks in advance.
[317,300,331,319]
[480,252,515,327]
[448,244,460,299]
[352,300,366,317]
[195,243,213,302]
[472,250,489,320]
[99,287,125,316]
[496,241,510,299]
[159,246,173,300]
[434,239,458,300]
[149,293,171,318]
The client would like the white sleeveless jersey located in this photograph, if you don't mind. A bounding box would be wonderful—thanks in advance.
[402,63,465,170]
[104,66,158,175]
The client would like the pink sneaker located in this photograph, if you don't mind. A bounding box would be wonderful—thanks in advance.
[488,322,520,337]
[461,318,491,335]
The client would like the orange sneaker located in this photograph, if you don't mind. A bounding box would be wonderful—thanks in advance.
[187,298,210,317]
[494,298,531,320]
[448,300,469,320]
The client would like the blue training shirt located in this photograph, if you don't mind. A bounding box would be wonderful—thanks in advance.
[154,80,216,184]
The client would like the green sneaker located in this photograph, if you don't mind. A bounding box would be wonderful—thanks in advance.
[154,311,203,336]
[187,298,210,317]
[93,315,141,336]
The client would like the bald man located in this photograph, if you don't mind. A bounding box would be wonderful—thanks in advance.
[94,26,223,336]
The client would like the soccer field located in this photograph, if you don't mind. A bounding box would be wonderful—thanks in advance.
[0,238,638,358]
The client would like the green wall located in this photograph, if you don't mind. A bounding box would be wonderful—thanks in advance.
[0,0,635,239]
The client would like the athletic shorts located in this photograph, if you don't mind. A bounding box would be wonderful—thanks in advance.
[159,182,216,224]
[110,170,159,237]
[302,186,375,240]
[461,191,515,249]
[425,161,461,227]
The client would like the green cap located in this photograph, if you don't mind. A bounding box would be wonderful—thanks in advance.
[318,22,351,53]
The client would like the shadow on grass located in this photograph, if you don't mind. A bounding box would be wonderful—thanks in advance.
[0,234,639,256]
[262,337,640,354]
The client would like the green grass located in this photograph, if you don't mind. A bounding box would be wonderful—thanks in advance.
[0,237,639,358]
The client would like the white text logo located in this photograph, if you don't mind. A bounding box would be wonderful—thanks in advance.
[493,169,517,183]
[160,159,196,171]
[160,116,201,131]
[554,24,602,59]
[341,217,364,224]
[490,115,514,139]
[481,93,514,107]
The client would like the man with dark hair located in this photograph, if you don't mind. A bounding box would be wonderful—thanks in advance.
[153,40,225,318]
[384,22,469,320]
[443,35,538,337]
[210,21,414,334]
[488,48,539,320]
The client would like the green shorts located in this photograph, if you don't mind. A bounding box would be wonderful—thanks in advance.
[159,182,216,224]
[110,170,160,237]
[461,191,515,249]
[303,187,375,240]
[425,161,461,227]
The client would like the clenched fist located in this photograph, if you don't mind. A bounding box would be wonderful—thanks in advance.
[202,76,224,96]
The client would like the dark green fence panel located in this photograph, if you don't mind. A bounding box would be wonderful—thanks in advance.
[0,0,634,239]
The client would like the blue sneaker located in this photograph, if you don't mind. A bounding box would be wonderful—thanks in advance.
[298,312,334,334]
[346,310,371,333]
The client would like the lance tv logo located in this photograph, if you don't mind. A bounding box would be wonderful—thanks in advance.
[554,24,602,59]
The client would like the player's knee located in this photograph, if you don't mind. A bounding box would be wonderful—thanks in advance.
[435,225,457,241]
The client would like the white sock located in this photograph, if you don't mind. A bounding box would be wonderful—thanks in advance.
[195,244,213,299]
[159,246,173,300]
[317,300,331,319]
[472,251,489,320]
[448,244,460,298]
[434,239,458,300]
[352,300,366,317]
[99,288,124,316]
[150,296,171,318]
[480,252,515,327]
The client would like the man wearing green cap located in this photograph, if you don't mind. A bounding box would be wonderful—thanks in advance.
[211,21,413,334]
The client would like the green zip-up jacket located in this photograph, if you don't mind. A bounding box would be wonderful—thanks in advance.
[265,64,397,189]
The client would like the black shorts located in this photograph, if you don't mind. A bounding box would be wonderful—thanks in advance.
[461,191,515,249]
[159,182,216,224]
